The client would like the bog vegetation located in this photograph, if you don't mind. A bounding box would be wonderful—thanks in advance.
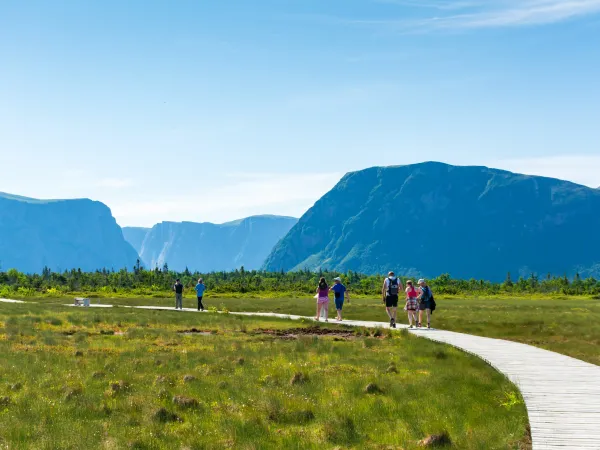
[1,265,599,299]
[0,302,530,449]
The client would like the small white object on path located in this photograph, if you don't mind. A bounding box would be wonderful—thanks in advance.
[3,300,600,449]
[0,298,26,303]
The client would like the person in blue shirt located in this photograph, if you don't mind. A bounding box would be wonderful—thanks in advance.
[330,277,349,321]
[194,278,206,311]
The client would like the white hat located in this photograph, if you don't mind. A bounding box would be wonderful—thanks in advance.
[418,279,426,284]
[333,277,342,282]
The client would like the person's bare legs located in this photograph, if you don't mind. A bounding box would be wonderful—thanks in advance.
[418,309,423,327]
[407,310,414,327]
[324,303,329,322]
[391,307,397,323]
[315,303,322,321]
[385,307,393,319]
[426,309,432,328]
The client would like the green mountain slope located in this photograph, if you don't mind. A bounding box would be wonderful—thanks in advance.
[262,162,600,280]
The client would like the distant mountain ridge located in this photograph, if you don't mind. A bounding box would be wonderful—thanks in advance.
[0,192,139,273]
[124,215,298,272]
[262,162,600,280]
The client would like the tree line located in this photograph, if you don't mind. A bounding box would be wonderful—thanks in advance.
[1,263,599,297]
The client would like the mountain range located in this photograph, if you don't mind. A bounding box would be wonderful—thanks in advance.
[123,215,298,272]
[262,162,600,280]
[0,192,139,273]
[3,162,599,279]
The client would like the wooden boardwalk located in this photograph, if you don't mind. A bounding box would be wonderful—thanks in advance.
[4,300,600,449]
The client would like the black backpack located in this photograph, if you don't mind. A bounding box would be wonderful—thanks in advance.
[388,278,399,296]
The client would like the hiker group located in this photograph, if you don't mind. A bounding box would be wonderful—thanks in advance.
[382,272,435,329]
[173,272,436,329]
[314,272,435,329]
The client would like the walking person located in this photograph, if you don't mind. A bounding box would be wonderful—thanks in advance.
[314,277,330,322]
[417,279,433,329]
[382,271,403,328]
[195,278,206,311]
[404,280,419,328]
[330,277,349,321]
[173,278,184,310]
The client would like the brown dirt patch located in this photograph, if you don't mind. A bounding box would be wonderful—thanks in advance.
[177,328,214,336]
[253,327,356,339]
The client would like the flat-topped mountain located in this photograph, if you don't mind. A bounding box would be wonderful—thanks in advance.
[262,162,600,280]
[125,215,298,272]
[0,192,139,273]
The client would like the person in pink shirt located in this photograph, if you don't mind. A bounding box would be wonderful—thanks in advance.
[314,277,330,322]
[404,280,419,328]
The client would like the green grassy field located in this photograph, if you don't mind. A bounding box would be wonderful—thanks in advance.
[0,302,529,449]
[36,294,599,366]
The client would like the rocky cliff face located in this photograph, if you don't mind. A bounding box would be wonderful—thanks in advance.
[129,215,298,272]
[262,162,600,280]
[122,227,150,254]
[0,192,139,273]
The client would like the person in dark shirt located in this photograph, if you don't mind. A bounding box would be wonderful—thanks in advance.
[173,279,184,310]
[417,278,433,328]
[382,271,403,328]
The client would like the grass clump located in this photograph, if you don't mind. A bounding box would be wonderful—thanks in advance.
[418,431,452,447]
[172,395,200,409]
[290,372,308,385]
[153,407,182,423]
[323,415,360,444]
[364,382,383,394]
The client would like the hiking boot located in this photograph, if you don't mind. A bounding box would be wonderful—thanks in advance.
[409,325,414,329]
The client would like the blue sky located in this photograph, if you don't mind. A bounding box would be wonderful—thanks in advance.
[1,0,599,226]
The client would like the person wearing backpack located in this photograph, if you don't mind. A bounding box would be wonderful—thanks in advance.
[382,271,403,328]
[417,279,434,329]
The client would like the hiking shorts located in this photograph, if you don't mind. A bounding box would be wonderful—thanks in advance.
[334,297,344,310]
[419,300,431,311]
[385,295,399,308]
[317,296,329,305]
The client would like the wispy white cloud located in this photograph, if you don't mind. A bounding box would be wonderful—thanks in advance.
[306,0,600,32]
[437,0,600,29]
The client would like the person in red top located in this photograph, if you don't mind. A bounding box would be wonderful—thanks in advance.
[404,280,419,328]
